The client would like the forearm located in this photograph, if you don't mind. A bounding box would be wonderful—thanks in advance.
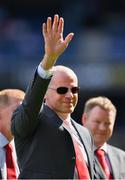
[40,54,58,71]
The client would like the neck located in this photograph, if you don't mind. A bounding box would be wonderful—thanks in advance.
[2,130,13,142]
[57,113,71,121]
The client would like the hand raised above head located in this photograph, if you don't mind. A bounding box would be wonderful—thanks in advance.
[41,14,74,70]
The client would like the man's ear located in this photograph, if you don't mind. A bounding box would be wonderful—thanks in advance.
[81,113,87,127]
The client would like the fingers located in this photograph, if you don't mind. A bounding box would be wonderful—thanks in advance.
[42,23,46,37]
[42,14,64,34]
[42,17,52,36]
[42,14,74,51]
[47,17,52,33]
[52,14,59,32]
[58,17,64,34]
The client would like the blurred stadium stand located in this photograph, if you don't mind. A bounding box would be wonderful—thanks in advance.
[0,0,125,150]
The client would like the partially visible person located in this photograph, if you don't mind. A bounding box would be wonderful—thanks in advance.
[82,96,125,179]
[0,89,25,180]
[0,170,2,179]
[11,14,95,179]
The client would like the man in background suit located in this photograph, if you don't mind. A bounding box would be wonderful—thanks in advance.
[0,89,25,180]
[82,96,125,179]
[11,14,95,179]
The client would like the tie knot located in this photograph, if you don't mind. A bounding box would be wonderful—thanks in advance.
[4,144,13,152]
[64,119,71,126]
[95,149,106,159]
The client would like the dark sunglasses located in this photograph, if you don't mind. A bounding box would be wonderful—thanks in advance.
[49,86,80,94]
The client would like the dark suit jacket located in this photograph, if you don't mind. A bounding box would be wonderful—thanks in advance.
[94,144,125,179]
[11,72,95,179]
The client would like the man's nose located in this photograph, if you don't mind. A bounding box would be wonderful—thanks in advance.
[65,89,74,97]
[99,123,107,131]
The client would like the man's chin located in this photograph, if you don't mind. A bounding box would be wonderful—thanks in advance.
[64,108,74,114]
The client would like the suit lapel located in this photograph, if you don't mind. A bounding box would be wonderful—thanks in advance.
[107,145,119,178]
[95,156,107,179]
[71,120,94,178]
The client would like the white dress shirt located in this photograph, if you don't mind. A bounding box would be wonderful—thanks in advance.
[0,133,19,179]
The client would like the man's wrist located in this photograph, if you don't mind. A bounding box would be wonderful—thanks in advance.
[37,64,53,79]
[40,54,58,70]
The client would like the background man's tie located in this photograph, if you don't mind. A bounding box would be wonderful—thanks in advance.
[64,120,90,179]
[4,144,17,180]
[96,149,113,179]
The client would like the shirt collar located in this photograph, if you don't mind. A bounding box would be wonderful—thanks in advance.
[94,143,108,153]
[0,132,9,148]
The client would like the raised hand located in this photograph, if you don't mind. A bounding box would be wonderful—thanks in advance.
[41,14,74,70]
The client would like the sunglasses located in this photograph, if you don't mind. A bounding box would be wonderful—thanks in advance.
[49,86,80,94]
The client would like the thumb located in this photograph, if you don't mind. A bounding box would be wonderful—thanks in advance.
[64,33,74,46]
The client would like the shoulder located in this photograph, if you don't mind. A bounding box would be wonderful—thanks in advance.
[71,119,93,144]
[108,144,125,156]
[72,120,90,134]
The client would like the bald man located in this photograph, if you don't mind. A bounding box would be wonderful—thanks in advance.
[11,14,95,179]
